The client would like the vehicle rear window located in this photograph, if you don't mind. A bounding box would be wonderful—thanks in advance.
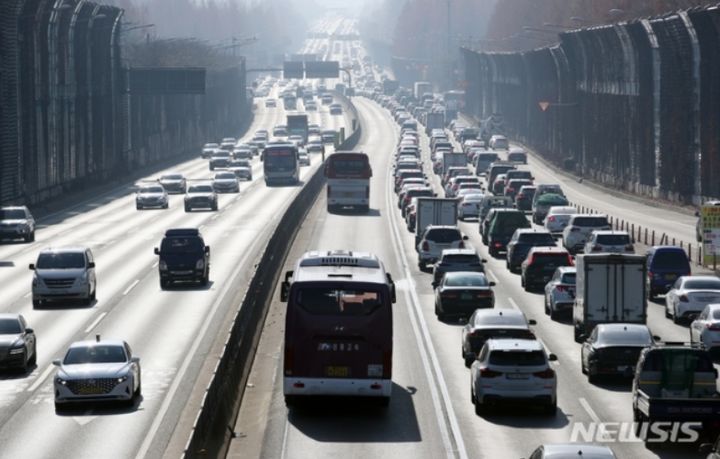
[443,255,480,264]
[0,319,22,334]
[492,213,530,233]
[296,288,382,316]
[407,189,434,198]
[489,350,546,366]
[598,330,653,346]
[426,228,462,243]
[573,216,609,227]
[0,209,25,219]
[36,252,85,269]
[561,273,576,284]
[684,279,720,290]
[533,253,571,264]
[642,350,714,373]
[519,233,556,244]
[508,152,527,161]
[445,273,488,287]
[651,250,690,269]
[596,234,630,245]
[161,237,204,253]
[474,328,534,340]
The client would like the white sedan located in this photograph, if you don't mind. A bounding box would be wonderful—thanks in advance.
[53,337,141,410]
[690,303,720,357]
[665,275,720,324]
[458,193,485,220]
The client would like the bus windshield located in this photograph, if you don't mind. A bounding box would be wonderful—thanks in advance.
[296,287,382,316]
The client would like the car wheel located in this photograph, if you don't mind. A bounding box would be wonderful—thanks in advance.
[587,366,598,383]
[54,401,65,413]
[160,279,170,290]
[201,272,209,286]
[549,304,559,321]
[163,203,169,209]
[25,231,35,242]
[209,165,214,171]
[573,325,583,343]
[32,299,41,309]
[464,355,474,368]
[211,203,218,211]
[184,204,191,212]
[544,297,550,315]
[136,204,142,210]
[90,286,96,302]
[28,347,37,366]
[248,175,253,181]
[134,375,142,397]
[543,402,557,416]
[672,309,681,324]
[649,289,656,301]
[665,303,672,319]
[505,259,510,270]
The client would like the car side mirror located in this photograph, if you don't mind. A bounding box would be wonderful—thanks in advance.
[154,247,160,255]
[28,264,35,270]
[489,282,496,287]
[25,328,34,334]
[528,319,537,325]
[695,211,700,217]
[280,281,290,302]
[548,353,558,362]
[482,259,488,263]
[131,357,140,363]
[205,246,210,254]
[52,359,61,366]
[653,335,662,342]
[88,262,95,269]
[463,235,469,240]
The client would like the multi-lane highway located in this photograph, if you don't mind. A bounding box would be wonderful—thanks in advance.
[0,32,353,458]
[231,90,716,459]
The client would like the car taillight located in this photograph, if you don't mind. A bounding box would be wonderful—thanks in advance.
[284,347,294,375]
[517,193,525,199]
[556,285,568,292]
[459,241,465,249]
[422,241,429,251]
[383,350,392,378]
[443,292,458,298]
[480,367,501,378]
[679,295,689,302]
[592,245,602,252]
[567,255,574,266]
[493,242,502,247]
[507,187,515,193]
[547,216,556,222]
[476,291,492,297]
[648,270,653,279]
[534,368,555,379]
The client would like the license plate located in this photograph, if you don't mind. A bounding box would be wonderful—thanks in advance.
[617,365,630,372]
[665,274,676,280]
[78,387,102,395]
[507,373,529,380]
[326,366,350,377]
[461,293,473,300]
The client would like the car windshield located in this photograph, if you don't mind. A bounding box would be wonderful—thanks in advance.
[445,273,488,286]
[0,319,22,334]
[160,174,182,181]
[684,279,720,290]
[161,237,204,253]
[489,350,545,366]
[36,252,85,269]
[189,185,213,193]
[0,209,26,219]
[561,273,577,284]
[538,194,569,205]
[519,233,555,244]
[596,234,630,245]
[212,152,230,158]
[296,288,382,316]
[651,250,690,269]
[574,216,609,227]
[63,345,127,364]
[598,328,652,346]
[140,186,164,193]
[426,228,462,243]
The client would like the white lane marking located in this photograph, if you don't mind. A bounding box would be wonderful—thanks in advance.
[84,312,108,333]
[485,269,498,283]
[134,228,263,459]
[280,417,290,459]
[383,125,468,458]
[579,397,602,423]
[152,262,159,268]
[72,410,99,426]
[23,292,31,298]
[123,279,140,296]
[27,365,54,392]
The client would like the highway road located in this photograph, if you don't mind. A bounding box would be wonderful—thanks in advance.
[0,36,353,459]
[232,94,715,459]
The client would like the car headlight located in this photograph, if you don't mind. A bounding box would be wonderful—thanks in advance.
[117,375,128,383]
[80,271,89,281]
[9,347,25,355]
[159,261,167,271]
[32,274,38,287]
[196,259,204,270]
[55,377,67,385]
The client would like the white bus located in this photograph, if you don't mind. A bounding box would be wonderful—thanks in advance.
[324,151,372,213]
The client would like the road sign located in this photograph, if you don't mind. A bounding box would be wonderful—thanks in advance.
[702,204,720,266]
[283,61,304,79]
[539,101,550,112]
[305,61,339,78]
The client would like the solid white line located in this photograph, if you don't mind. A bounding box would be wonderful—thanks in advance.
[383,123,468,458]
[485,269,498,283]
[280,418,289,459]
[152,262,159,268]
[123,279,140,296]
[579,397,602,423]
[23,292,31,298]
[507,297,556,360]
[84,312,108,334]
[27,365,54,392]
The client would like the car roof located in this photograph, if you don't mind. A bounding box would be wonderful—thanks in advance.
[0,313,22,321]
[528,246,569,255]
[570,213,608,219]
[680,275,720,283]
[596,323,650,334]
[486,338,543,351]
[292,250,388,284]
[68,339,127,349]
[592,230,629,236]
[516,228,551,235]
[647,245,686,253]
[556,266,576,274]
[548,206,575,214]
[539,443,616,458]
[426,225,460,231]
[39,246,88,254]
[0,205,28,210]
[441,248,477,256]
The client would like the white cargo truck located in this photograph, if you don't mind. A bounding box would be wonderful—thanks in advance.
[414,81,432,101]
[414,198,458,245]
[573,254,647,342]
[442,152,467,176]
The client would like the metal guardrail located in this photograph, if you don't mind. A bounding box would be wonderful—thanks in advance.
[182,99,362,458]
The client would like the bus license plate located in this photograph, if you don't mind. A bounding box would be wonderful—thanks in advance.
[326,366,350,377]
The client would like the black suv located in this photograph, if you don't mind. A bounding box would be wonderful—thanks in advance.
[154,228,210,289]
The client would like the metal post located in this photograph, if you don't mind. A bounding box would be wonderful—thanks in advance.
[652,230,655,246]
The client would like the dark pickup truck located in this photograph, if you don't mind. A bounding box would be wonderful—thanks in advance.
[632,344,720,439]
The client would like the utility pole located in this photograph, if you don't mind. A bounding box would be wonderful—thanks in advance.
[447,0,452,90]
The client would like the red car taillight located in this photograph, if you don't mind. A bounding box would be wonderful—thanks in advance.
[534,368,555,379]
[706,323,720,331]
[547,216,556,222]
[480,368,502,378]
[443,292,459,298]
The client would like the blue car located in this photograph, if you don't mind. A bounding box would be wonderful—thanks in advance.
[646,246,691,299]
